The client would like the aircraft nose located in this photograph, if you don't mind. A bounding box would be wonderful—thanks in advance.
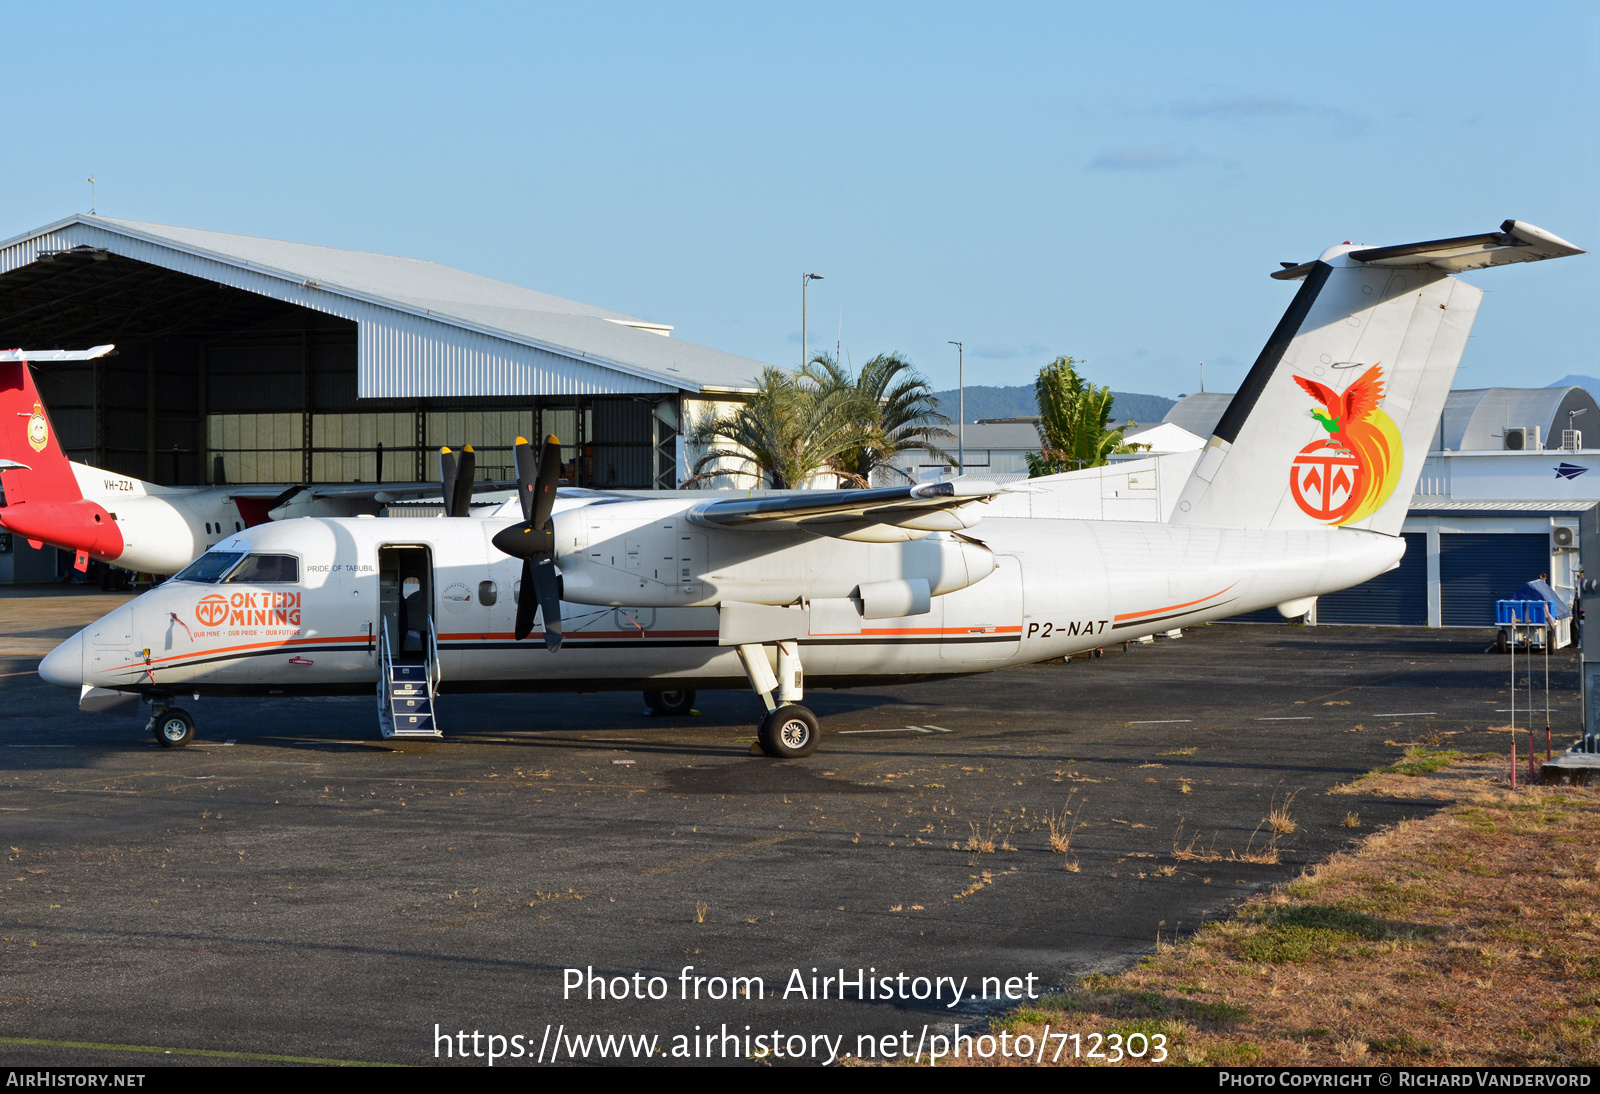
[38,632,84,689]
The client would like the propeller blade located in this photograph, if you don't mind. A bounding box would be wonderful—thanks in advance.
[531,557,563,652]
[513,436,539,522]
[492,434,564,560]
[514,558,538,641]
[440,447,460,518]
[452,444,476,518]
[531,434,562,530]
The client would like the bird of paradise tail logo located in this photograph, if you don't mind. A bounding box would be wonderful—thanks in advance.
[1288,364,1403,525]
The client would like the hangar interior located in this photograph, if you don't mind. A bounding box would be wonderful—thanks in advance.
[6,249,671,488]
[0,218,766,493]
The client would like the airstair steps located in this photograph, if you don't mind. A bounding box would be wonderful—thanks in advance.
[378,624,442,739]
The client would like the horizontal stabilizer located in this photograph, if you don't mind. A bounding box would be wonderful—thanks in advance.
[0,345,115,362]
[1273,221,1583,279]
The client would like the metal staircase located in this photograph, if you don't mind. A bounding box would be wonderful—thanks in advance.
[377,619,443,739]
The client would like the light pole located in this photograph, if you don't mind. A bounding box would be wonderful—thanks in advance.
[802,273,824,370]
[948,341,964,476]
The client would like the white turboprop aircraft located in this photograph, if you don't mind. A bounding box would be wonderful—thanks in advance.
[36,221,1585,757]
[0,348,493,575]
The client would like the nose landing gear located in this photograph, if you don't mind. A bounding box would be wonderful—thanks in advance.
[148,702,195,748]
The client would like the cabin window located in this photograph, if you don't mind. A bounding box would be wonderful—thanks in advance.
[478,580,498,606]
[224,554,300,584]
[172,551,246,584]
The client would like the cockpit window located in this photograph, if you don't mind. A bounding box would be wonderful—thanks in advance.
[224,554,300,584]
[171,551,246,584]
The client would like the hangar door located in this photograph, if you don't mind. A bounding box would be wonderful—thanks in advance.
[1439,533,1551,627]
[1317,532,1428,625]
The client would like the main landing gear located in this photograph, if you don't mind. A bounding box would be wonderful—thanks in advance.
[149,702,195,748]
[643,689,697,717]
[738,640,819,759]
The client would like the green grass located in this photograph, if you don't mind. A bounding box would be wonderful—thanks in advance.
[1369,1031,1431,1055]
[1377,747,1462,777]
[1238,905,1388,963]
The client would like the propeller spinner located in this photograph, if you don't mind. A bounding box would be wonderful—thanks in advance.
[490,435,564,650]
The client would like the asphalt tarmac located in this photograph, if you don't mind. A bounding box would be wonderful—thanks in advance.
[0,587,1571,1066]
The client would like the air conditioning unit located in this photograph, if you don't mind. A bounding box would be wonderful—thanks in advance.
[1553,522,1579,550]
[1505,426,1541,451]
[1564,429,1583,451]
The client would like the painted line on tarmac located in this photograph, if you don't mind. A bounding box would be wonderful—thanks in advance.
[839,727,935,735]
[1128,719,1192,724]
[1256,717,1313,721]
[0,1035,390,1066]
[1373,712,1438,717]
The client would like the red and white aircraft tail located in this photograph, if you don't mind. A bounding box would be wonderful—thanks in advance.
[0,347,123,570]
[1172,221,1585,535]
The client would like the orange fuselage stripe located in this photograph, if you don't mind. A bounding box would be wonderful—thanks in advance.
[1112,583,1237,623]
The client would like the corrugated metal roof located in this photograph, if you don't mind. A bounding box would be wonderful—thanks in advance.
[1438,387,1599,451]
[1161,392,1232,438]
[1164,386,1600,453]
[0,215,771,397]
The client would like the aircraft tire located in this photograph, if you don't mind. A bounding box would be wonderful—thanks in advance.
[758,704,820,759]
[644,689,697,717]
[153,708,195,749]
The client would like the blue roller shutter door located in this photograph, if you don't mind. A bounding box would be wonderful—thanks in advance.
[1439,533,1550,627]
[1317,532,1428,625]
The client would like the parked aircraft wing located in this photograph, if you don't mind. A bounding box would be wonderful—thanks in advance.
[686,480,1000,541]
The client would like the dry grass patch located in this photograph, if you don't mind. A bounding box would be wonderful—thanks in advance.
[1268,790,1299,835]
[963,756,1600,1066]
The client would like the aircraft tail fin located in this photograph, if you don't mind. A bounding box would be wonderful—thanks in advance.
[0,358,86,507]
[1171,221,1584,536]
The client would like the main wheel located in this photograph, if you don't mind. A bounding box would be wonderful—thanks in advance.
[757,704,820,759]
[644,689,696,716]
[152,708,195,749]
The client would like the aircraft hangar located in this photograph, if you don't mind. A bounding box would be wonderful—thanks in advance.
[0,214,766,490]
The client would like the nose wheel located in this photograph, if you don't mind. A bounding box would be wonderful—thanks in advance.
[151,707,195,748]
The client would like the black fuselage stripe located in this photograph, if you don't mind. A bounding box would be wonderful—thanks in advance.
[1111,599,1237,631]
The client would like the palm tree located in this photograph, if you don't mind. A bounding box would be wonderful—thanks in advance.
[685,367,871,489]
[1025,356,1135,476]
[803,352,952,485]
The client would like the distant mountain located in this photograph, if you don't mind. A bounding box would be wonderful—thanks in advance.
[1547,375,1600,405]
[930,385,1176,425]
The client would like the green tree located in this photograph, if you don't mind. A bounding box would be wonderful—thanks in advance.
[803,351,952,485]
[685,367,872,489]
[1025,356,1135,476]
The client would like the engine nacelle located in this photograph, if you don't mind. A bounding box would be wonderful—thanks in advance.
[551,499,996,608]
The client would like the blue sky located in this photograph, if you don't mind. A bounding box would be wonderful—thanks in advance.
[3,2,1595,400]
